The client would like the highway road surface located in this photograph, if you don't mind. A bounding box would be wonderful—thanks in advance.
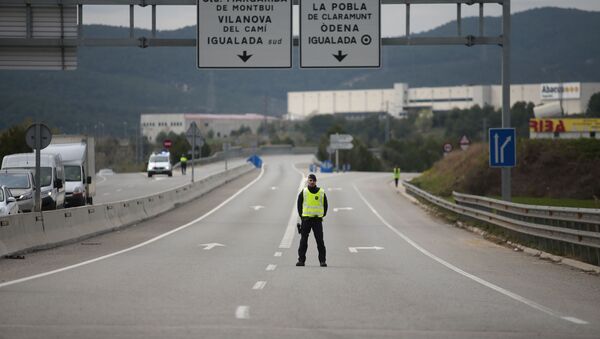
[1,154,599,338]
[94,158,248,204]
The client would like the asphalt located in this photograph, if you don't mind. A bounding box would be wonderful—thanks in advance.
[0,154,598,339]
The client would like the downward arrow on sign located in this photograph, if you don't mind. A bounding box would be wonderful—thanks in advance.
[238,51,252,62]
[333,50,347,62]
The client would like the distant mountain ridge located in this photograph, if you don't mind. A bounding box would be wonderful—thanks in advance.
[1,7,599,134]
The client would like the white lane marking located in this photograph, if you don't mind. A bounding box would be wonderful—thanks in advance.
[279,164,306,249]
[274,252,282,257]
[271,186,278,190]
[116,188,122,192]
[352,184,589,326]
[0,165,266,289]
[235,306,249,319]
[328,187,342,191]
[252,281,267,290]
[96,175,107,184]
[266,264,277,271]
[198,243,225,250]
[333,207,353,212]
[348,246,384,253]
[561,317,589,325]
[102,193,110,196]
[250,205,265,211]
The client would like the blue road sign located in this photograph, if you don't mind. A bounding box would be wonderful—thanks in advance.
[489,128,516,168]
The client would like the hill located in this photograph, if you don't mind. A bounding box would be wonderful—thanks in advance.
[1,7,600,134]
[411,139,600,202]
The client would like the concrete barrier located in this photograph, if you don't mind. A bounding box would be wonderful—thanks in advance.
[0,163,255,257]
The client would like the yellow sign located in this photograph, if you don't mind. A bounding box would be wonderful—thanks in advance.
[529,119,600,133]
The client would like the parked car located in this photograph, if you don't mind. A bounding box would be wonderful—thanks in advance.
[0,169,35,212]
[0,185,19,216]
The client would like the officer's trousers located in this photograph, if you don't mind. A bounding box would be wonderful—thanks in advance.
[298,219,326,263]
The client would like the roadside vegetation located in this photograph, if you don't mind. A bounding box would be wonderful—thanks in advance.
[411,139,600,207]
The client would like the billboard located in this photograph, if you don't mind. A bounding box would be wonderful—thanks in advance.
[529,119,600,133]
[540,83,580,100]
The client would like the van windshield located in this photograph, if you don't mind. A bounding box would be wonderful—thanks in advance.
[0,173,31,189]
[0,189,4,202]
[150,156,169,163]
[13,167,52,186]
[65,166,82,182]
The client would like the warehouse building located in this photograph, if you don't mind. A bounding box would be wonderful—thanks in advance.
[287,82,600,120]
[140,113,276,142]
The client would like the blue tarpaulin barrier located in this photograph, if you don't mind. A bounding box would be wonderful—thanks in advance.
[247,155,263,168]
[320,160,333,173]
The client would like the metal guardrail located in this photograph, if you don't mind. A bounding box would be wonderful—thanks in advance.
[403,181,600,266]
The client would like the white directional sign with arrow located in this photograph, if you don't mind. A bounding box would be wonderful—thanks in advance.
[348,246,384,253]
[199,243,225,251]
[197,0,292,68]
[300,0,380,68]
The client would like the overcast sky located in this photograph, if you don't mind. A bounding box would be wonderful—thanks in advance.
[82,0,600,36]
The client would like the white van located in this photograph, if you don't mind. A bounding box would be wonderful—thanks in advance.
[1,153,65,210]
[42,139,95,207]
[147,151,172,177]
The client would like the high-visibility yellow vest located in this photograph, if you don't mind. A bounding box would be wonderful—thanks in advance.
[393,167,401,179]
[302,187,324,218]
[180,156,188,163]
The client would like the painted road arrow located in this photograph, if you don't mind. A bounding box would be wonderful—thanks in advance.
[333,207,353,212]
[250,205,265,211]
[348,246,384,253]
[238,51,252,62]
[333,50,347,62]
[199,243,225,250]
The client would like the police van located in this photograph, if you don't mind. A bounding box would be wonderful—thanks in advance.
[147,151,172,177]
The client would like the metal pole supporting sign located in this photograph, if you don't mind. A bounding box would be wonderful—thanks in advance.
[25,123,52,212]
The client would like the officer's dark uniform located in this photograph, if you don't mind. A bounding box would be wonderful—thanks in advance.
[296,174,328,267]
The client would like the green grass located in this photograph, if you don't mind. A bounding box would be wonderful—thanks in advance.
[491,196,600,209]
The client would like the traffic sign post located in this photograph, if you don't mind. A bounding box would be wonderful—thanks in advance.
[459,135,470,151]
[329,134,354,171]
[197,0,292,68]
[25,123,52,212]
[300,0,380,68]
[186,122,203,183]
[443,143,453,156]
[489,128,516,168]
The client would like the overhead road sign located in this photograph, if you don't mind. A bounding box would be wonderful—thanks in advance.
[329,142,354,150]
[489,128,516,168]
[300,0,381,68]
[330,133,353,143]
[197,0,292,68]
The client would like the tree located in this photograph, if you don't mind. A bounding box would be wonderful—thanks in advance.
[0,120,34,162]
[587,92,600,117]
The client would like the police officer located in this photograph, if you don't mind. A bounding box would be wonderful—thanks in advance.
[180,154,188,175]
[393,165,401,188]
[296,174,328,267]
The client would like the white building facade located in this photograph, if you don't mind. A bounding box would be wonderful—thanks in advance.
[287,82,600,120]
[140,113,276,142]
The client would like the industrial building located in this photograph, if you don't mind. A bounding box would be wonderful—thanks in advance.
[287,82,600,120]
[140,113,276,142]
